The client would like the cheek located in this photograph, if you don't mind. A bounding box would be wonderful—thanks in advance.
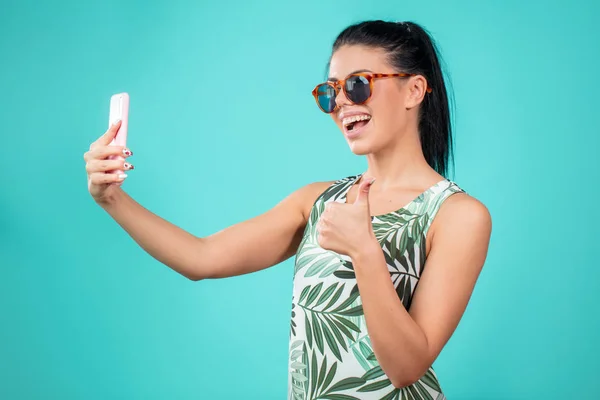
[330,114,342,129]
[371,90,406,131]
[371,87,393,113]
[371,102,396,130]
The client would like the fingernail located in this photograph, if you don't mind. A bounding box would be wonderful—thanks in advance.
[124,162,134,170]
[118,173,128,180]
[112,119,120,126]
[369,178,376,185]
[122,148,133,156]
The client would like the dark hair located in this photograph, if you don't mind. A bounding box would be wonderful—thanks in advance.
[332,20,454,178]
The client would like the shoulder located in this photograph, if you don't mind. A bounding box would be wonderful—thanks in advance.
[430,190,492,246]
[291,174,359,221]
[289,180,336,221]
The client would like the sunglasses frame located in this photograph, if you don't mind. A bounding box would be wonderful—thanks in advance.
[311,72,432,114]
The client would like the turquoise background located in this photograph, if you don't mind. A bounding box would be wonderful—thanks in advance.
[1,0,598,398]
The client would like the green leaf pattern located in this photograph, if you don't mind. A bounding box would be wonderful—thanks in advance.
[288,174,465,400]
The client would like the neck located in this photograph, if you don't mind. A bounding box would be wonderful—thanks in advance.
[363,128,441,190]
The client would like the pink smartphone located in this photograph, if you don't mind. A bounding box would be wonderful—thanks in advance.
[108,92,129,179]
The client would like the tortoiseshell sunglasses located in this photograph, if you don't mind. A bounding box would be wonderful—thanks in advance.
[311,72,432,114]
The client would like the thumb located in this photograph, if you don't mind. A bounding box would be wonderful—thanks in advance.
[97,119,122,146]
[354,177,375,206]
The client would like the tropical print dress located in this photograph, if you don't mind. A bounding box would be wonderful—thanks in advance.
[288,173,465,400]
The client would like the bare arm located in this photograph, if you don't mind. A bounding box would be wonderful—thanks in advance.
[352,193,492,387]
[99,181,331,281]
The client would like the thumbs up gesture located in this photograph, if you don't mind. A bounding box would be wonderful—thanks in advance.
[317,176,378,259]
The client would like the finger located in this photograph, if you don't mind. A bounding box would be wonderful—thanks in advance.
[89,171,128,185]
[353,176,376,206]
[84,145,132,162]
[86,158,134,174]
[92,119,122,148]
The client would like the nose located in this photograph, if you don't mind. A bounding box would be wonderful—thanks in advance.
[334,83,351,110]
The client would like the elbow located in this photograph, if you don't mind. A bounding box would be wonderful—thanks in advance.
[390,376,418,390]
[187,238,218,281]
[186,269,207,281]
[186,264,219,281]
[181,263,207,281]
[172,264,204,281]
[389,366,428,389]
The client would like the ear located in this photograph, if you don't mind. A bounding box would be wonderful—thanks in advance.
[405,75,429,109]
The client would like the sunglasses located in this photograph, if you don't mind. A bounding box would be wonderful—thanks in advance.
[311,72,432,114]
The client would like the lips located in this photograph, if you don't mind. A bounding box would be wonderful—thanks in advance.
[339,112,372,139]
[342,114,371,128]
[343,117,371,139]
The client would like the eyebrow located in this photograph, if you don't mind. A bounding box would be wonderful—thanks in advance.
[328,69,372,82]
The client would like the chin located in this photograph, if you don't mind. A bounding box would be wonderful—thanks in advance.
[343,125,378,155]
[347,140,375,155]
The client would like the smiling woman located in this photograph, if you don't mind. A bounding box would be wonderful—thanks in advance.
[294,20,491,399]
[83,19,491,400]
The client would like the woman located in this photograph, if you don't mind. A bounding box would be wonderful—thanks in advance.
[84,20,491,400]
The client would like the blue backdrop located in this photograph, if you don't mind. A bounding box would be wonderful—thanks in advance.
[1,0,598,398]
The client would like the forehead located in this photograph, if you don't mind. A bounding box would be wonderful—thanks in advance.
[328,45,390,81]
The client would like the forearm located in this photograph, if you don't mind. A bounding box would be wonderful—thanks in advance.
[352,245,430,387]
[99,187,203,280]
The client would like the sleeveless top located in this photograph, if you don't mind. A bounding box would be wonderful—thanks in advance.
[287,173,465,400]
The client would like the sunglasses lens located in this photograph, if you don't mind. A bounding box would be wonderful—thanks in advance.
[346,75,370,104]
[316,84,337,113]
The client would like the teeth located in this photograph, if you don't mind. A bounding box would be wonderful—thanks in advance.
[342,114,371,126]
